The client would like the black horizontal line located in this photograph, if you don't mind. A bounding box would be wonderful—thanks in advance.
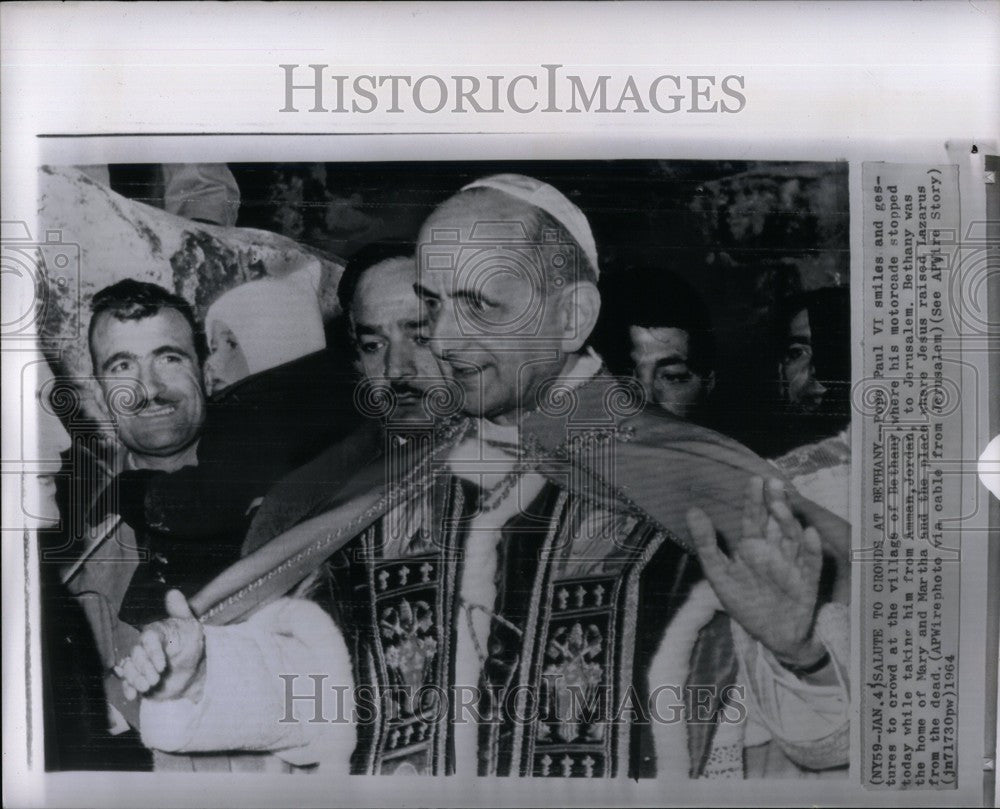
[37,131,530,139]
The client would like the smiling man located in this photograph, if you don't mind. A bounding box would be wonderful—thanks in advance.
[121,176,850,781]
[89,281,205,467]
[413,177,601,425]
[56,279,207,768]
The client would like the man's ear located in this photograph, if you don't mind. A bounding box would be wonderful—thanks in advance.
[558,281,601,353]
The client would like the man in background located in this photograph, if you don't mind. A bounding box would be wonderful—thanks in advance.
[775,287,850,423]
[242,245,453,552]
[769,286,853,571]
[597,266,717,423]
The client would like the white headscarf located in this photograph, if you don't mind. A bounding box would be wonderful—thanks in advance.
[205,265,325,377]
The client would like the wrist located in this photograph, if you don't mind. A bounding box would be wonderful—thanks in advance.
[773,637,828,672]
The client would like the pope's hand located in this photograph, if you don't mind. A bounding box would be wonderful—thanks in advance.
[114,589,206,702]
[687,476,826,669]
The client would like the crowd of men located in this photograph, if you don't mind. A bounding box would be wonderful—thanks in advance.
[40,172,851,779]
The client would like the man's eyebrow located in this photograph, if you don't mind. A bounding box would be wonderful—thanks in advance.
[788,335,813,345]
[413,282,440,300]
[100,351,136,372]
[152,344,195,360]
[402,318,428,330]
[353,323,384,337]
[452,289,498,306]
[653,354,688,369]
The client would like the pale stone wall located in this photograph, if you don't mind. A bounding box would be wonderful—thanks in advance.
[37,165,345,423]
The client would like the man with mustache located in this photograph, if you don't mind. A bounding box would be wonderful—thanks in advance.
[113,247,455,775]
[56,279,206,768]
[241,246,454,554]
[120,176,849,780]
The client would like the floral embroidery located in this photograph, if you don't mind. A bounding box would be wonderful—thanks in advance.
[381,597,438,701]
[539,622,605,743]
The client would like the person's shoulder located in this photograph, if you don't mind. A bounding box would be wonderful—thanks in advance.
[617,406,757,456]
[243,419,384,553]
[211,350,336,404]
[267,419,383,494]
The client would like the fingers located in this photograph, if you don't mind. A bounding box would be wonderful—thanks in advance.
[141,628,167,674]
[789,491,851,561]
[764,478,803,556]
[165,588,195,620]
[687,506,730,576]
[740,476,766,546]
[115,655,153,695]
[799,526,824,586]
[113,631,168,697]
[133,645,161,687]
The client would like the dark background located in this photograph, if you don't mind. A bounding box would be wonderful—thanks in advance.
[108,160,851,455]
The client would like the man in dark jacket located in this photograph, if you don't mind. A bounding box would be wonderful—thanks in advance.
[242,245,454,553]
[112,269,359,626]
[54,279,208,768]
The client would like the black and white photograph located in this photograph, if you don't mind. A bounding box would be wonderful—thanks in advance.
[33,159,852,779]
[2,3,997,808]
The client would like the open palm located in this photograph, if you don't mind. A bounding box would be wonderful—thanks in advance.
[687,477,824,667]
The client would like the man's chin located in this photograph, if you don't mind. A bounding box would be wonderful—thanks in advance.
[124,427,198,457]
[388,399,428,424]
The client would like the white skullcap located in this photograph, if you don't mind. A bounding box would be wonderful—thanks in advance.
[461,174,599,279]
[206,265,325,377]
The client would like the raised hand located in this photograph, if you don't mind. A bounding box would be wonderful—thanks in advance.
[687,476,826,669]
[114,589,206,702]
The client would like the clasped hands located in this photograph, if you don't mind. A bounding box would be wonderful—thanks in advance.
[114,589,206,703]
[115,475,833,702]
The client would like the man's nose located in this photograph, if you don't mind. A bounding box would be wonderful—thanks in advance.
[807,369,827,399]
[137,362,166,401]
[427,303,462,358]
[384,341,416,380]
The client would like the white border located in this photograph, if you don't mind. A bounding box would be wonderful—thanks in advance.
[3,2,998,807]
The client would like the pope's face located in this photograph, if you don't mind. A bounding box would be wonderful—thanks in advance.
[629,325,712,420]
[416,200,569,423]
[350,260,449,423]
[90,308,205,459]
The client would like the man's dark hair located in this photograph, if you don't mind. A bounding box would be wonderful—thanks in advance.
[772,286,851,377]
[596,264,715,377]
[336,243,414,317]
[764,284,852,450]
[88,279,201,360]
